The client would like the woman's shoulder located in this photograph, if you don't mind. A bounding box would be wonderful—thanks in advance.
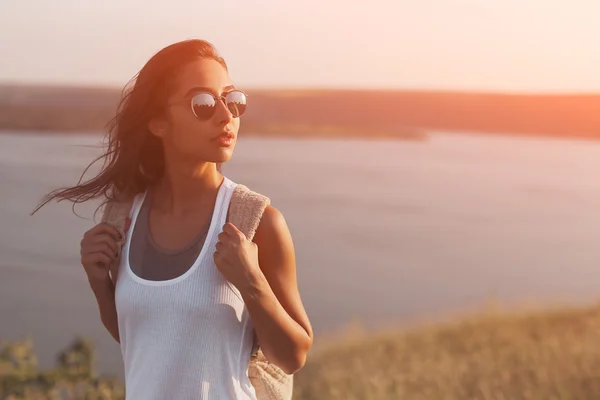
[225,178,292,247]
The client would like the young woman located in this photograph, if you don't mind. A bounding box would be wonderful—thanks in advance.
[34,39,313,399]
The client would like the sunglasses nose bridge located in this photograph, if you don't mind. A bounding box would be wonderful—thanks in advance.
[219,95,227,104]
[214,94,233,119]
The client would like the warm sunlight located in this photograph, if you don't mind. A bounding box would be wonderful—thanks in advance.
[2,2,600,399]
[2,0,600,92]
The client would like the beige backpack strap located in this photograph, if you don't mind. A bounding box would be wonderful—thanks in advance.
[228,184,270,241]
[227,184,270,357]
[100,196,135,284]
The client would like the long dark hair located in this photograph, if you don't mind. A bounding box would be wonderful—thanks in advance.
[31,39,228,216]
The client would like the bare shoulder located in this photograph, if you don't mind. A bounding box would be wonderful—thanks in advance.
[253,205,295,259]
[253,204,298,283]
[257,205,288,232]
[252,204,312,340]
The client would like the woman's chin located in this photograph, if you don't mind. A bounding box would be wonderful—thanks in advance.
[211,148,235,163]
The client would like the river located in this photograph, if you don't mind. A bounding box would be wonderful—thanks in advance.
[1,130,599,376]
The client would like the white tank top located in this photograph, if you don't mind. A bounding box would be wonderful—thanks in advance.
[115,177,257,400]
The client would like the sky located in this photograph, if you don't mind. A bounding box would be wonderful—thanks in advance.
[1,0,600,93]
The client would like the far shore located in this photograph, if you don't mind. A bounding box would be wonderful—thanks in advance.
[1,84,599,141]
[0,126,430,141]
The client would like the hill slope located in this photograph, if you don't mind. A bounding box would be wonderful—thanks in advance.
[293,303,600,400]
[4,302,600,399]
[1,84,599,139]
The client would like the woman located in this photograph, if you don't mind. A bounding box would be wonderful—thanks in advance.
[34,39,313,399]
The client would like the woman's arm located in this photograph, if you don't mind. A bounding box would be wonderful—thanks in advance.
[240,205,313,374]
[80,223,122,344]
[89,277,121,343]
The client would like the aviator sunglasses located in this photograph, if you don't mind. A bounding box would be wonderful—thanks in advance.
[184,89,248,121]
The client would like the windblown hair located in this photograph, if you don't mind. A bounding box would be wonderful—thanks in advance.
[32,39,227,215]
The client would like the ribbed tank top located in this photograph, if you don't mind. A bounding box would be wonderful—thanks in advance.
[115,177,258,400]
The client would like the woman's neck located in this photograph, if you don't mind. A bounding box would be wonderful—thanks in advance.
[152,160,223,217]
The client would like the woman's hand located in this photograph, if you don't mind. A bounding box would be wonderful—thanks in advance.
[213,222,262,292]
[80,223,121,284]
[219,206,313,374]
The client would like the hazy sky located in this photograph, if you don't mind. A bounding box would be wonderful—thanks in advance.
[2,0,600,92]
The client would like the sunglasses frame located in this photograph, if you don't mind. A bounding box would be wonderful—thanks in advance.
[188,89,248,121]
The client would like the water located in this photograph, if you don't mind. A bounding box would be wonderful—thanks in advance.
[1,131,600,377]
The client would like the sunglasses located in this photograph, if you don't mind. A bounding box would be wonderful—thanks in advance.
[189,89,248,121]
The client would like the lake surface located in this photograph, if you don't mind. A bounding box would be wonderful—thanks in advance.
[1,131,600,377]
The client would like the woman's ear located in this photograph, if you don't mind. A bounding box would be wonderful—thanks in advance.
[148,117,169,138]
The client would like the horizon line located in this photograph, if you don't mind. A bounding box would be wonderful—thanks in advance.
[1,80,599,97]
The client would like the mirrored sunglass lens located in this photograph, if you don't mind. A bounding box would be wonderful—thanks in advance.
[225,91,247,117]
[192,93,216,119]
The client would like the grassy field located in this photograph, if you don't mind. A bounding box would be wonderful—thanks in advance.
[293,302,600,400]
[3,302,600,399]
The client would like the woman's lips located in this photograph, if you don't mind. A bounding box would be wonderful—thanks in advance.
[214,132,235,146]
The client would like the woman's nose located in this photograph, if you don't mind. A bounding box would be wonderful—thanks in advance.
[214,96,233,122]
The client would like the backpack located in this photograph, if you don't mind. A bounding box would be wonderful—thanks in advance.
[100,183,294,400]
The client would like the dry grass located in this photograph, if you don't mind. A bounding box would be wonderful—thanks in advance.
[293,303,600,400]
[5,302,600,399]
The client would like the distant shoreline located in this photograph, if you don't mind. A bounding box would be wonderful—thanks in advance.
[1,84,599,140]
[4,128,600,144]
[0,127,430,141]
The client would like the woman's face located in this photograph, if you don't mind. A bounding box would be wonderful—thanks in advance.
[153,58,243,165]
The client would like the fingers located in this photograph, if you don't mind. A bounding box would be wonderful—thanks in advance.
[85,223,122,241]
[82,253,113,269]
[215,223,247,262]
[220,223,245,242]
[81,241,117,269]
[89,242,118,259]
[213,247,228,267]
[80,223,122,269]
[90,233,119,255]
[81,229,120,256]
[223,222,244,237]
[214,239,230,260]
[217,231,232,244]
